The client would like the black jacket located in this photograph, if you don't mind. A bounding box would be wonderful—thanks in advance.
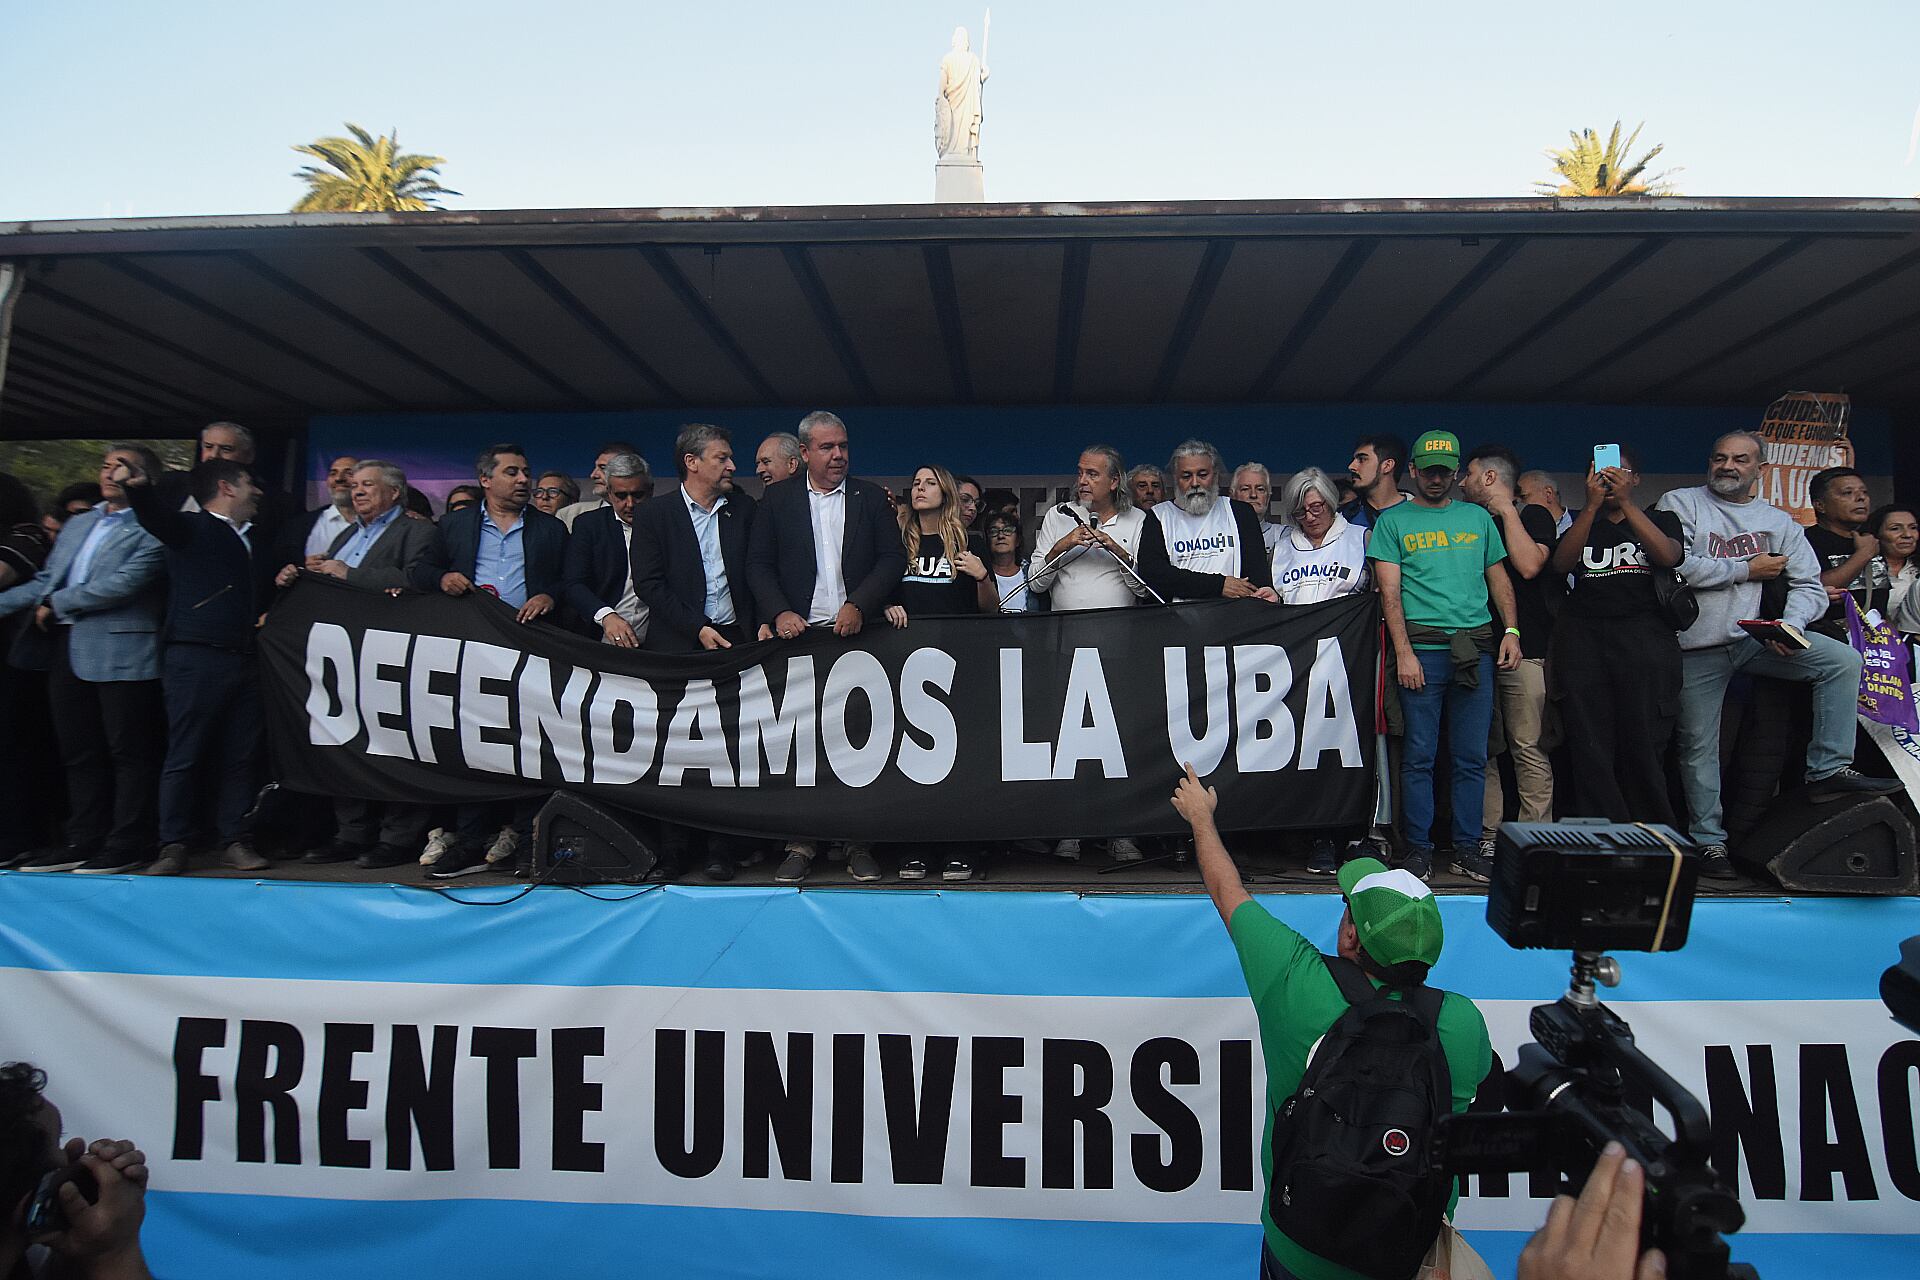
[631,486,758,651]
[560,504,637,634]
[412,503,568,601]
[747,476,904,624]
[1137,498,1275,601]
[125,481,277,652]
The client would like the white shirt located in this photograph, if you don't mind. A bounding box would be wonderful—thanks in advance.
[1153,495,1243,582]
[304,504,354,558]
[1028,503,1150,611]
[591,517,649,642]
[1259,520,1282,557]
[206,508,253,552]
[805,480,848,624]
[994,565,1031,612]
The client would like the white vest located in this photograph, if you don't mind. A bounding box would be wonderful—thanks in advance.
[1271,515,1370,604]
[1154,496,1242,579]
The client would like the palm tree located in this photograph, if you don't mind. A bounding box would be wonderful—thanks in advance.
[1536,121,1679,197]
[291,124,458,212]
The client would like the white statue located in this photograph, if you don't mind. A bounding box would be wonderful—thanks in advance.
[934,23,989,160]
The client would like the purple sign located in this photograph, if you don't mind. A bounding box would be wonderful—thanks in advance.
[1845,594,1920,731]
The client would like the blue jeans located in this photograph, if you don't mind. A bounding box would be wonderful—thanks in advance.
[1674,633,1863,846]
[1398,648,1494,854]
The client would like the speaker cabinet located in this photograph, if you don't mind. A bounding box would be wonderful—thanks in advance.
[1735,793,1918,895]
[530,793,656,884]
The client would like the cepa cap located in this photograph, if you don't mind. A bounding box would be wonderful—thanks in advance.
[1410,430,1462,472]
[1337,856,1445,968]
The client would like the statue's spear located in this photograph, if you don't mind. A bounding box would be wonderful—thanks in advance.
[981,8,991,65]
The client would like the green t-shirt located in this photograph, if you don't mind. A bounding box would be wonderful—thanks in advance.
[1229,899,1492,1280]
[1367,499,1507,642]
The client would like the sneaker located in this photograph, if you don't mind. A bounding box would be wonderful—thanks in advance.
[16,847,91,873]
[73,850,151,875]
[774,843,814,884]
[1399,849,1433,881]
[485,826,519,864]
[0,846,32,869]
[846,845,882,882]
[419,828,451,866]
[1109,837,1144,862]
[428,847,491,879]
[1305,839,1339,876]
[1053,838,1082,861]
[898,858,928,881]
[220,842,269,872]
[1807,768,1902,802]
[146,844,189,877]
[355,844,416,870]
[1697,842,1738,881]
[703,857,736,883]
[1478,831,1498,860]
[942,858,973,882]
[303,843,360,864]
[1449,849,1494,883]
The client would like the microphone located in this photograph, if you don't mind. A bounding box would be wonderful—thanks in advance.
[1044,501,1168,606]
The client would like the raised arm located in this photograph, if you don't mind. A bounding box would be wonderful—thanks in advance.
[1170,763,1250,926]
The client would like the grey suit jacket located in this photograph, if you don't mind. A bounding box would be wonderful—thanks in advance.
[326,513,437,591]
[0,506,166,682]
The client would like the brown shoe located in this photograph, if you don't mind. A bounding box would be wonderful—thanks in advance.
[146,843,189,876]
[222,841,269,872]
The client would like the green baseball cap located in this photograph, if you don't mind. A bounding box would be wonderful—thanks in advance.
[1337,856,1445,968]
[1410,430,1462,472]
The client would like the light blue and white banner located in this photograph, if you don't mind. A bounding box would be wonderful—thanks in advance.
[1,876,1915,1278]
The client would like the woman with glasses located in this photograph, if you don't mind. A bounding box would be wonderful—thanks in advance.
[531,471,579,516]
[985,511,1036,611]
[1270,467,1375,875]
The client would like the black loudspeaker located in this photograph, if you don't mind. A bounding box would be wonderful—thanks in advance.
[1734,793,1918,895]
[530,793,656,884]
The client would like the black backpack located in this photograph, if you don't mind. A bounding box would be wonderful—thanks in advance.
[1268,955,1454,1280]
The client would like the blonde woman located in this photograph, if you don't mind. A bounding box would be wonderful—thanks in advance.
[883,465,995,626]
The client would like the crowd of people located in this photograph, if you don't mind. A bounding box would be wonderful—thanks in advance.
[0,414,1906,887]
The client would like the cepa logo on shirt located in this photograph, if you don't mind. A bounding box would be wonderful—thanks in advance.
[1450,531,1479,546]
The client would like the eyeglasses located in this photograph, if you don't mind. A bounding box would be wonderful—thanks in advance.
[988,526,1017,538]
[531,487,568,499]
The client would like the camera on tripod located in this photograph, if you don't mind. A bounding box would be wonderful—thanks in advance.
[1433,819,1759,1280]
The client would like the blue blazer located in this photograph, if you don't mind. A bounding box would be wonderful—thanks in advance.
[560,505,635,635]
[631,487,758,651]
[411,503,568,601]
[0,506,166,681]
[747,476,904,624]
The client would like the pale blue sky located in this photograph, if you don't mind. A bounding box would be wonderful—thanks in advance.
[2,0,1916,220]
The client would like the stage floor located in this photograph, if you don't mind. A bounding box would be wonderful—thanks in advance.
[92,839,1792,897]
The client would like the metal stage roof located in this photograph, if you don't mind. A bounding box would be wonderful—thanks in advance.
[2,196,1918,437]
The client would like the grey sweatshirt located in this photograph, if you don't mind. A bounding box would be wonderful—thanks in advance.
[1655,486,1827,651]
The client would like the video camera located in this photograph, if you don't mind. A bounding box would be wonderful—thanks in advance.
[1433,819,1759,1280]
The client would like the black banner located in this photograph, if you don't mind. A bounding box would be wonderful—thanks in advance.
[258,578,1378,842]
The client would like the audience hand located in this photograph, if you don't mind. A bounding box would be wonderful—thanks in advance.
[1854,531,1880,558]
[439,572,473,596]
[832,602,863,636]
[884,605,908,629]
[516,593,555,624]
[313,560,348,579]
[954,550,988,581]
[1744,553,1786,582]
[1254,586,1279,603]
[773,611,806,640]
[1498,631,1523,671]
[757,624,774,642]
[304,554,330,568]
[1169,762,1218,829]
[274,564,301,588]
[1583,464,1611,507]
[1397,646,1425,691]
[106,460,147,489]
[601,614,638,647]
[33,603,54,631]
[697,625,732,650]
[1221,576,1257,599]
[1516,1142,1665,1280]
[41,1138,149,1272]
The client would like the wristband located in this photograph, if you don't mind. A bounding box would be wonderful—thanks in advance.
[1504,626,1521,638]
